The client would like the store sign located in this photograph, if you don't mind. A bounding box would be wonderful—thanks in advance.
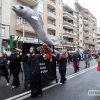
[12,36,38,43]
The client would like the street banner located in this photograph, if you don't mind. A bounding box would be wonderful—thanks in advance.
[22,43,57,86]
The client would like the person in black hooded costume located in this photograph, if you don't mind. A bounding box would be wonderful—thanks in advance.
[8,48,21,89]
[27,46,42,98]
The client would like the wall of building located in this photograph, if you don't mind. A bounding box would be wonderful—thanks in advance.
[78,13,83,48]
[96,27,100,50]
[55,0,63,40]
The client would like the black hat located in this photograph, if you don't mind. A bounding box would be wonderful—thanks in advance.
[10,48,17,51]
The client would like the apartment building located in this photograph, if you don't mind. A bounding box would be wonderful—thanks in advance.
[75,3,97,50]
[63,4,78,50]
[43,0,63,49]
[96,27,100,50]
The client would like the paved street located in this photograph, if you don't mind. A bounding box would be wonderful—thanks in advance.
[0,59,100,100]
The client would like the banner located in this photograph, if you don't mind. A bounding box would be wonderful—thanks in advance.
[22,43,57,86]
[38,55,57,86]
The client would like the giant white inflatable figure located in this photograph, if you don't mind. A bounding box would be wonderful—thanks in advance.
[12,5,62,45]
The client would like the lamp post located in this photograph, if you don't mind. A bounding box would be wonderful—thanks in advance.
[23,19,25,43]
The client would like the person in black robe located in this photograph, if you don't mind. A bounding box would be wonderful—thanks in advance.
[27,46,42,98]
[73,51,81,73]
[22,54,30,88]
[8,48,21,89]
[56,52,67,84]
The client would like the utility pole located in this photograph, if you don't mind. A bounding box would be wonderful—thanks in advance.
[0,0,2,53]
[23,19,25,43]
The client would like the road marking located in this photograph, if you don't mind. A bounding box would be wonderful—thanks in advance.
[5,65,97,100]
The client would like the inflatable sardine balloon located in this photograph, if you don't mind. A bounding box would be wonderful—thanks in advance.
[12,5,62,45]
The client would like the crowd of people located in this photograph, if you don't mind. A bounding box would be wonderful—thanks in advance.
[0,46,97,98]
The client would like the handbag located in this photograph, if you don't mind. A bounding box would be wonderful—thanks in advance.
[96,57,100,62]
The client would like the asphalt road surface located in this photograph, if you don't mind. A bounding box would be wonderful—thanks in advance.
[0,59,99,100]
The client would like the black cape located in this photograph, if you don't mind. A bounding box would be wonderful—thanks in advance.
[29,55,42,97]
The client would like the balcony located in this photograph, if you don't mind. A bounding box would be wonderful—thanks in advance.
[83,20,89,24]
[63,21,77,29]
[20,0,38,6]
[84,27,89,31]
[84,14,89,18]
[47,34,56,40]
[83,39,89,44]
[15,24,35,33]
[63,12,77,21]
[83,33,89,37]
[63,41,77,47]
[47,23,56,31]
[48,0,56,9]
[48,11,56,20]
[63,32,77,38]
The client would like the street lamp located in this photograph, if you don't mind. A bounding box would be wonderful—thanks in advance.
[23,19,25,43]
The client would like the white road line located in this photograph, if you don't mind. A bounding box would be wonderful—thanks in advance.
[5,65,97,100]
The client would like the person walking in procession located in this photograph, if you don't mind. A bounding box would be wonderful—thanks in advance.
[27,46,42,98]
[56,52,67,84]
[0,53,10,86]
[84,49,91,68]
[8,48,21,89]
[73,51,81,73]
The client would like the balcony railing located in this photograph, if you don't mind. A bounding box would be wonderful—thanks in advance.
[48,11,56,19]
[47,23,56,30]
[48,0,56,8]
[84,20,89,22]
[48,11,56,15]
[50,0,55,4]
[47,34,56,40]
[63,41,77,46]
[48,22,56,26]
[63,12,77,20]
[20,0,38,6]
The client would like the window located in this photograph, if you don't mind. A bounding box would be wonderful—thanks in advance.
[97,38,100,40]
[80,16,82,19]
[80,32,82,34]
[80,40,82,43]
[58,33,62,40]
[80,24,82,27]
[97,42,100,44]
[2,28,5,36]
[93,39,95,42]
[58,12,61,18]
[58,23,61,29]
[97,34,100,36]
[17,16,23,25]
[58,2,61,9]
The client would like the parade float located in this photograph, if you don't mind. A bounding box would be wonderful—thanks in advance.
[12,5,60,87]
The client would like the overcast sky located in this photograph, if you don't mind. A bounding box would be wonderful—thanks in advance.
[63,0,100,27]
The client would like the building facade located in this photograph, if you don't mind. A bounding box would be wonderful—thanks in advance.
[96,27,100,50]
[75,3,97,50]
[0,0,97,51]
[63,4,78,50]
